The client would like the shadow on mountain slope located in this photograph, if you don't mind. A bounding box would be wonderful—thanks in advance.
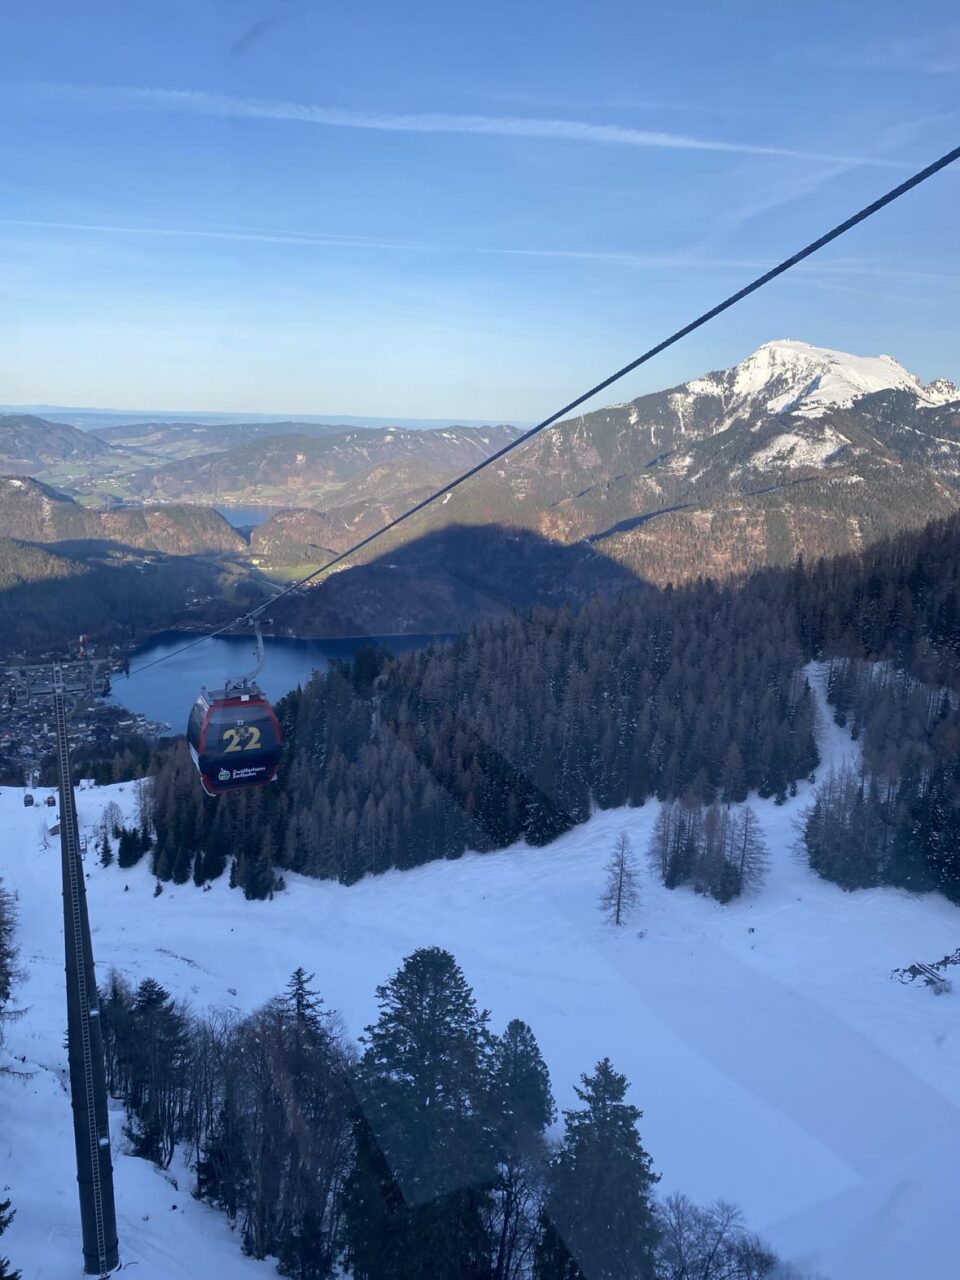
[275,522,646,637]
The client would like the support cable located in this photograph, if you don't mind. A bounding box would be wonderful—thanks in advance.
[128,141,960,678]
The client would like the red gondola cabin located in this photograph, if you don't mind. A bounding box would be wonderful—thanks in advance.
[187,687,283,797]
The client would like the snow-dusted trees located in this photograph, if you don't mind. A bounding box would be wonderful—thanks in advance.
[600,832,640,926]
[803,766,893,890]
[648,804,768,902]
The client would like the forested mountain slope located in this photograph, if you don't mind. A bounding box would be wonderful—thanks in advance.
[122,425,521,504]
[272,523,640,635]
[0,537,253,656]
[0,413,111,469]
[145,512,960,904]
[0,476,245,554]
[241,340,960,598]
[6,340,960,640]
[383,340,960,586]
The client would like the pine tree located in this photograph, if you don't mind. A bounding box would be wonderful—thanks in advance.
[535,1058,659,1280]
[488,1020,555,1145]
[98,832,114,868]
[599,833,639,927]
[0,1197,21,1280]
[117,826,143,869]
[487,1020,555,1280]
[123,978,191,1167]
[342,947,495,1279]
[170,837,193,885]
[721,742,747,804]
[243,827,275,901]
[279,967,327,1033]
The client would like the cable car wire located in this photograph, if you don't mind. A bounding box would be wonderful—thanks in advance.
[127,140,960,678]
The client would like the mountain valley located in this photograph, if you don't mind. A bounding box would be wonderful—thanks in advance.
[2,338,958,640]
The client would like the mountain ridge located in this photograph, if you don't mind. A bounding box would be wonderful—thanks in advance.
[5,338,960,618]
[0,475,246,555]
[269,340,959,592]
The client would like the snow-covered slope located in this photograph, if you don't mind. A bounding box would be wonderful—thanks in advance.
[684,338,957,423]
[2,667,959,1279]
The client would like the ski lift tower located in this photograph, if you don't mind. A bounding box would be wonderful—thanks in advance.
[6,657,120,1275]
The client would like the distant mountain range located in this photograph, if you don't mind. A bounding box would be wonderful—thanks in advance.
[90,419,347,457]
[0,413,521,506]
[0,404,509,431]
[118,425,522,506]
[2,338,959,636]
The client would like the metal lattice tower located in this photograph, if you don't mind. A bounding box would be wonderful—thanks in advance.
[19,660,120,1275]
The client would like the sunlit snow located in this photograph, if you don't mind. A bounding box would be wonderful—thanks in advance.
[1,666,958,1279]
[749,427,848,469]
[684,339,955,426]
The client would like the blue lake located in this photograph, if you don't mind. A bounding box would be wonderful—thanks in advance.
[215,505,282,529]
[108,631,449,733]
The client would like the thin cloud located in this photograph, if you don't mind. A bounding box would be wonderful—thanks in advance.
[37,83,908,168]
[5,216,956,290]
[815,28,960,74]
[479,87,696,113]
[708,163,855,235]
[480,246,768,271]
[0,217,409,252]
[698,112,958,239]
[0,218,780,271]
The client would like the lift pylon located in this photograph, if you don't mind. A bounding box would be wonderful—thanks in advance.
[13,658,120,1275]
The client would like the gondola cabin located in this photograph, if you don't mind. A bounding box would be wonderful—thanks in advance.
[187,687,283,797]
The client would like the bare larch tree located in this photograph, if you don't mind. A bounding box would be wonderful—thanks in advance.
[600,832,640,927]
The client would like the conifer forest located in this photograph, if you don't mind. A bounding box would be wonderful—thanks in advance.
[138,514,960,905]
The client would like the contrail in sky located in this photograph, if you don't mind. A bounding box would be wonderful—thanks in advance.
[37,83,908,168]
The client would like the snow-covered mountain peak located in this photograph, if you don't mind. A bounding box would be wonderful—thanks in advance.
[683,339,951,423]
[730,339,932,418]
[923,376,960,406]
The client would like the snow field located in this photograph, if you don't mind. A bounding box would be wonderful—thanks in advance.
[1,666,959,1278]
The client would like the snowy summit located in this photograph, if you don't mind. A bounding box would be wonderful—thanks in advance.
[687,338,958,422]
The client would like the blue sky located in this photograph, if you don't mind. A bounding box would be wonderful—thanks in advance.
[0,0,958,419]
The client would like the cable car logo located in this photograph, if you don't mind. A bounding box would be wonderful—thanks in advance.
[218,768,231,782]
